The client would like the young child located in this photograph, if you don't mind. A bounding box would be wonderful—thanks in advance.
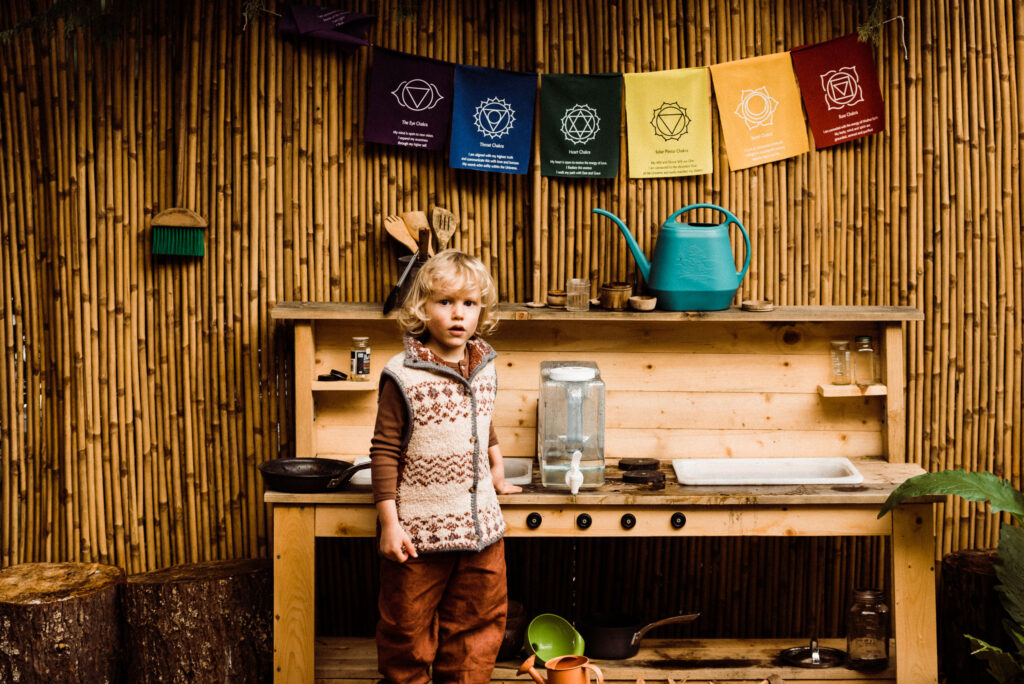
[370,249,521,683]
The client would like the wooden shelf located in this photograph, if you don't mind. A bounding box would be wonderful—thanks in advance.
[313,636,896,682]
[311,380,375,391]
[271,301,924,323]
[818,384,887,397]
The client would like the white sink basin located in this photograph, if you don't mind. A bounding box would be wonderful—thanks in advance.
[672,457,863,485]
[503,458,534,485]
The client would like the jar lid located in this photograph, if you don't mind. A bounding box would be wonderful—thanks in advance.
[549,366,597,382]
[352,336,369,342]
[853,588,885,600]
[854,336,872,343]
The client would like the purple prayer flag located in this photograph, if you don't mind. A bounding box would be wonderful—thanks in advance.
[365,48,455,151]
[277,5,374,52]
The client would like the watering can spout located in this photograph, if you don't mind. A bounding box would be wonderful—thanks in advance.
[592,209,650,282]
[517,654,547,684]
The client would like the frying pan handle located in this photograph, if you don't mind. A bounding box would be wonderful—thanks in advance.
[584,663,604,684]
[629,612,701,646]
[326,461,372,490]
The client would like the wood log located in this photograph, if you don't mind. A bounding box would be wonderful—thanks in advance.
[938,549,1009,683]
[121,558,271,683]
[0,562,124,683]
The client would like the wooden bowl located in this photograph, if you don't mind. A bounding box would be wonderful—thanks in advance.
[628,295,657,311]
[546,290,567,309]
[599,282,632,310]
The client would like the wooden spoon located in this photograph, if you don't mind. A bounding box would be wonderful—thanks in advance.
[431,207,459,250]
[383,214,417,253]
[402,211,434,255]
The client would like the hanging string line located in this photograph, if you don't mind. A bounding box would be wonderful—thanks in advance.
[883,16,908,61]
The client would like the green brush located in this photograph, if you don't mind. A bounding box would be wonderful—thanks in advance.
[151,208,207,258]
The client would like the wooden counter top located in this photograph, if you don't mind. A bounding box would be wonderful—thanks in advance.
[264,459,934,507]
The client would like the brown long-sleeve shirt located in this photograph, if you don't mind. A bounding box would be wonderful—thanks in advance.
[370,347,498,503]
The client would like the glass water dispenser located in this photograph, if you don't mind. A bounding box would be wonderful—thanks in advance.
[537,361,605,493]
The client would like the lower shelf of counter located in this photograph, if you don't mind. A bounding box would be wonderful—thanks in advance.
[313,636,896,682]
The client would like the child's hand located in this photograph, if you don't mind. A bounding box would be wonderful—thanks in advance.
[379,522,418,562]
[493,478,522,494]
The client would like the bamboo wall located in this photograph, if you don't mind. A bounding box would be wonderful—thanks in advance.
[0,0,1022,636]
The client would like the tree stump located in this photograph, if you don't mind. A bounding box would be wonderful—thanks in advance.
[0,562,125,683]
[121,558,272,683]
[939,549,1010,683]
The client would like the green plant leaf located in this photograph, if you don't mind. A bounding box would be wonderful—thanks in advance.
[1004,617,1024,660]
[967,634,1024,683]
[878,470,1024,524]
[997,525,1024,627]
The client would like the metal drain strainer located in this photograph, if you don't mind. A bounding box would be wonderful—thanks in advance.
[779,638,846,668]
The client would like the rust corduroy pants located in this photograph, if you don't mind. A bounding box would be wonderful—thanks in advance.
[377,539,507,684]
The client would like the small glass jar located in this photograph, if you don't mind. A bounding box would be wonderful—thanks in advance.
[350,336,371,381]
[852,336,880,387]
[566,278,590,312]
[829,340,852,385]
[847,588,890,671]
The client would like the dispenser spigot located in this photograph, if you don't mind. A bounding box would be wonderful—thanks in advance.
[566,450,584,495]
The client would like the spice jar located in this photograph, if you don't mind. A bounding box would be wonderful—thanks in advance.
[350,336,371,381]
[829,340,852,385]
[852,336,880,387]
[847,588,889,671]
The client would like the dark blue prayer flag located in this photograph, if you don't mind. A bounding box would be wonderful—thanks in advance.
[449,65,537,175]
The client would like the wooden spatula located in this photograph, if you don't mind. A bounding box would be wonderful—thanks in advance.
[383,215,418,253]
[431,207,459,250]
[402,211,434,255]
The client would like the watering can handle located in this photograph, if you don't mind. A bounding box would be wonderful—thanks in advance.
[668,203,751,282]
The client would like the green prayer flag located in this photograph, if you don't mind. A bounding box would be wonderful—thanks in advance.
[540,74,622,178]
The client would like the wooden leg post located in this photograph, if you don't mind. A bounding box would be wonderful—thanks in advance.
[891,503,938,682]
[273,505,316,684]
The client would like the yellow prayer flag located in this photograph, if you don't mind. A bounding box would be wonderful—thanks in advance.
[710,53,810,170]
[623,69,713,178]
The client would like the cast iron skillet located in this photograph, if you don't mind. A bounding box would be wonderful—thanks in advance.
[579,611,700,659]
[258,458,370,493]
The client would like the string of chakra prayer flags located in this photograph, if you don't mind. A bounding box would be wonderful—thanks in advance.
[363,33,886,177]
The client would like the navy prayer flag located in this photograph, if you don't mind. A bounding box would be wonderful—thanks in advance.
[449,65,537,175]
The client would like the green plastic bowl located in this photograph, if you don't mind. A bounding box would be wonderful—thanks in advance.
[525,613,585,664]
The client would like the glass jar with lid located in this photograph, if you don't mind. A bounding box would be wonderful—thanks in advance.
[350,336,371,381]
[852,336,881,387]
[847,588,890,671]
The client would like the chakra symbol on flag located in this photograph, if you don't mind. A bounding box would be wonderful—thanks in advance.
[560,104,600,144]
[734,87,778,130]
[820,66,864,110]
[391,79,445,112]
[649,102,691,141]
[473,97,516,139]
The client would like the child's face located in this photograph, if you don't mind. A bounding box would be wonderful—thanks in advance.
[423,284,482,361]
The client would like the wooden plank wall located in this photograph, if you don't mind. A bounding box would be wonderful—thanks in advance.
[0,0,1021,632]
[312,319,886,463]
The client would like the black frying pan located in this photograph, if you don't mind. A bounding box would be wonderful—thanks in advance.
[580,611,700,659]
[258,458,370,493]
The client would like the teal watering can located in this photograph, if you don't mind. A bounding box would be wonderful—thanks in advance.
[592,204,751,311]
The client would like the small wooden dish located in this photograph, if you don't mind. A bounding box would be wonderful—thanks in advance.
[546,290,567,309]
[741,299,775,312]
[628,295,657,311]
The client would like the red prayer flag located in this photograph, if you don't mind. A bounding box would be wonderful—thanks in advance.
[790,34,885,149]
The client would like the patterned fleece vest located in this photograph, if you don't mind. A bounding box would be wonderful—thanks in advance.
[380,336,506,553]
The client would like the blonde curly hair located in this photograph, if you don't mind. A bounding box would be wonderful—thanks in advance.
[396,249,499,337]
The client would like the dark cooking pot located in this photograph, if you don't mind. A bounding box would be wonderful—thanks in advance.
[580,611,700,659]
[258,458,370,493]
